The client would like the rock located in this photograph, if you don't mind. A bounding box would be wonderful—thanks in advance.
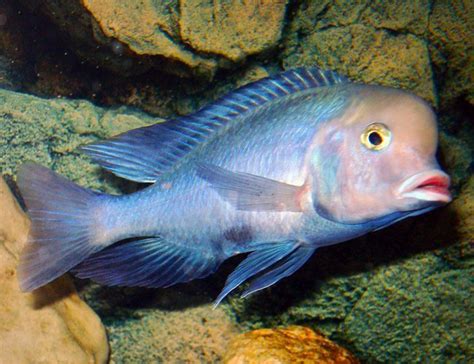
[282,2,436,105]
[83,285,239,363]
[282,0,473,110]
[0,177,109,364]
[20,0,287,79]
[178,2,286,62]
[0,87,159,192]
[435,176,474,273]
[439,132,473,191]
[429,0,474,106]
[223,326,359,364]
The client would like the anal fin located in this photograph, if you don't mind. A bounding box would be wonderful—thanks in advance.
[72,237,222,288]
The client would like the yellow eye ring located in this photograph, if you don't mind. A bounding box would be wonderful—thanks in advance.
[360,123,391,151]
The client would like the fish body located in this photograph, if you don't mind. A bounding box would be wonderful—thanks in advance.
[17,68,451,303]
[99,84,355,248]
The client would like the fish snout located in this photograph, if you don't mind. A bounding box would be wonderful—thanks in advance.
[396,170,452,204]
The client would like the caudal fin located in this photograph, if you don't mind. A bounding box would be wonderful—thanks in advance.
[17,163,103,291]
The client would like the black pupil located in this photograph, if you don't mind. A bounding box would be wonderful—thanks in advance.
[368,131,383,145]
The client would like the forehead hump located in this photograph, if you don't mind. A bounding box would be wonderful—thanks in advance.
[346,86,438,148]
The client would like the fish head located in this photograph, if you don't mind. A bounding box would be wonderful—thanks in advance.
[309,86,451,225]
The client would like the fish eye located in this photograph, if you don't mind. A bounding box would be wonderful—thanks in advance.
[360,123,391,151]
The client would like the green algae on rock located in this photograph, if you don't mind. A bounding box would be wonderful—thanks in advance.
[337,239,473,362]
[282,2,436,105]
[82,284,238,363]
[429,0,474,107]
[0,88,158,192]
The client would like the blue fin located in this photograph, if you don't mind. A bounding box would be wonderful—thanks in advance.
[17,163,103,292]
[82,67,349,183]
[72,237,223,288]
[214,241,299,306]
[240,245,316,298]
[197,163,303,212]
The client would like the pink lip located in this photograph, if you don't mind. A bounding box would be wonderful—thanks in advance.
[397,170,451,203]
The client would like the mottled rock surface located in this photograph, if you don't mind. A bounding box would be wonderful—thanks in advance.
[283,0,436,104]
[224,326,359,364]
[19,0,287,78]
[83,285,239,363]
[0,87,158,191]
[428,0,474,106]
[0,177,109,364]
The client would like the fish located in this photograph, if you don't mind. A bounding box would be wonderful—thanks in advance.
[16,67,452,305]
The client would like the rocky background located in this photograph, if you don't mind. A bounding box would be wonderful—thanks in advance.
[0,0,472,363]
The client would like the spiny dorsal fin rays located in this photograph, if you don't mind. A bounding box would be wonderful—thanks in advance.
[81,68,349,183]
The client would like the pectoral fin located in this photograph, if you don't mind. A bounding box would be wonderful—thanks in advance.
[196,163,304,212]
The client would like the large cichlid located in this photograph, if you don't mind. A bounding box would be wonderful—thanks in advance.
[17,68,451,304]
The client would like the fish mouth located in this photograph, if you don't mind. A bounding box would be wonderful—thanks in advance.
[397,170,451,203]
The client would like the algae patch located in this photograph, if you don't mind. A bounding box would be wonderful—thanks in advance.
[0,89,158,192]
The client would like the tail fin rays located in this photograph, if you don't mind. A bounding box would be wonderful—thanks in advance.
[17,163,103,292]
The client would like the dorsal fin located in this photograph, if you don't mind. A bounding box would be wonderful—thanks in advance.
[82,68,349,183]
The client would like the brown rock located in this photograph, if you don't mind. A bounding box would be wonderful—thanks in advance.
[179,1,286,62]
[224,326,359,364]
[282,3,437,105]
[34,0,287,78]
[82,0,213,76]
[0,177,109,364]
[429,0,474,106]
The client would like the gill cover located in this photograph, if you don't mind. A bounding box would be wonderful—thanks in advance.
[309,86,444,225]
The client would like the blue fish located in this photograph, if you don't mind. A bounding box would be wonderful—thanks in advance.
[17,68,451,304]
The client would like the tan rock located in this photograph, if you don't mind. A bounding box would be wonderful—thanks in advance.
[284,23,436,105]
[0,177,109,364]
[179,1,287,62]
[224,326,359,364]
[80,0,286,78]
[82,0,215,76]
